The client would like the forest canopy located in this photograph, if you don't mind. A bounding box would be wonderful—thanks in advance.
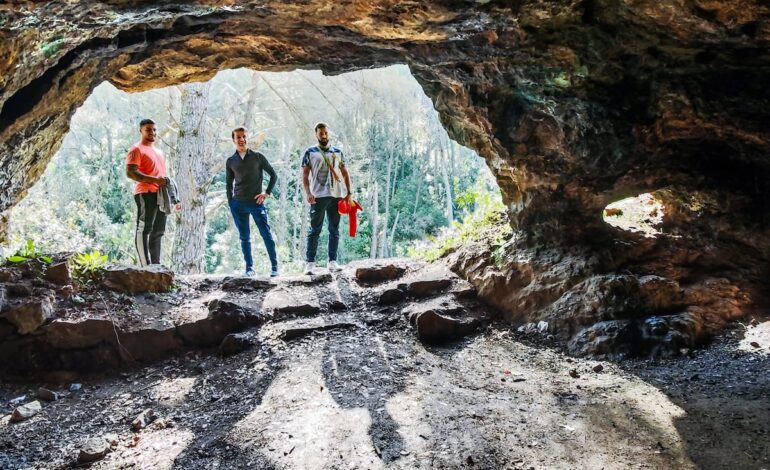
[5,65,501,274]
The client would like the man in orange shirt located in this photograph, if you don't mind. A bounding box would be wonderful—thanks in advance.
[126,118,169,266]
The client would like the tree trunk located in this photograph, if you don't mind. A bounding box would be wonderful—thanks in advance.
[170,81,211,274]
[439,144,453,224]
[369,183,379,258]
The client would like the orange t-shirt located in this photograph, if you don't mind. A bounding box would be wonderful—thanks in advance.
[126,143,167,195]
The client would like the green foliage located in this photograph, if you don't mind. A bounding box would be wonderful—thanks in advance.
[6,239,52,264]
[408,184,510,262]
[5,66,502,274]
[71,250,108,283]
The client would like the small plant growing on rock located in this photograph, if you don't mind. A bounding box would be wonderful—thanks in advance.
[6,239,52,264]
[71,250,108,284]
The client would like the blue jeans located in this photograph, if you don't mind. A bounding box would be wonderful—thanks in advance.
[229,199,278,270]
[306,196,341,263]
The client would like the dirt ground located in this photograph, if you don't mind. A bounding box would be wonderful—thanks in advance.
[1,272,768,469]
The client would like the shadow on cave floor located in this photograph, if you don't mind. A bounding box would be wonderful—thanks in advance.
[0,297,768,468]
[616,318,770,470]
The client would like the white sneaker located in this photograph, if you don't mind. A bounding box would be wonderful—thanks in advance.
[328,261,342,271]
[304,262,315,275]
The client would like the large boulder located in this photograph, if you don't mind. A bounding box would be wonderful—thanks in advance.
[100,264,174,294]
[413,310,480,343]
[2,296,55,334]
[403,297,480,342]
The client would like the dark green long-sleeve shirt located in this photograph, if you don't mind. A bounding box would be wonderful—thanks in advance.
[225,149,277,203]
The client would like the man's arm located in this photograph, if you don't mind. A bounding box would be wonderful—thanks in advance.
[226,161,235,204]
[340,163,352,201]
[262,154,278,196]
[302,166,315,204]
[126,164,167,187]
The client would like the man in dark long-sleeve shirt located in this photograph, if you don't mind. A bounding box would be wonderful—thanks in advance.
[226,127,279,277]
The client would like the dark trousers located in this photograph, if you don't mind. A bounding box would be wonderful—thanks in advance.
[134,192,166,266]
[306,196,341,263]
[229,199,278,270]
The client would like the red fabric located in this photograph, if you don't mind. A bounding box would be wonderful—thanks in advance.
[338,199,363,237]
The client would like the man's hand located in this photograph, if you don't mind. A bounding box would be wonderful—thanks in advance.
[307,193,316,204]
[156,177,168,188]
[344,193,353,204]
[255,193,268,205]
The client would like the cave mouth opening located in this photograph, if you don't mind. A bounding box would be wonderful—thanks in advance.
[602,192,665,238]
[4,64,502,275]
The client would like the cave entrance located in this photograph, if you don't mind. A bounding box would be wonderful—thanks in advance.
[4,65,501,275]
[602,192,665,238]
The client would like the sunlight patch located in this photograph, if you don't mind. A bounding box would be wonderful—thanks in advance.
[603,193,664,237]
[740,320,770,355]
[150,377,197,406]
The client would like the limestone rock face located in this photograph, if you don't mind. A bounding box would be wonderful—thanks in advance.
[1,1,769,357]
[100,265,174,294]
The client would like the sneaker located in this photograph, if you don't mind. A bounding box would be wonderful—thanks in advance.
[328,260,342,271]
[245,268,255,277]
[270,266,280,278]
[304,262,315,275]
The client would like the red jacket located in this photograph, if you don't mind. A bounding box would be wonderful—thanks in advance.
[338,199,363,237]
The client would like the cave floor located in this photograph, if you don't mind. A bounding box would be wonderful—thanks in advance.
[0,275,768,469]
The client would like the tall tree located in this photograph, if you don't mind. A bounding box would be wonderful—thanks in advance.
[171,81,213,274]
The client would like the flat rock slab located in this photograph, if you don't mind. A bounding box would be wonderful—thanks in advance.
[280,321,357,340]
[404,264,456,297]
[263,287,321,317]
[10,400,42,422]
[221,276,275,291]
[355,263,407,283]
[281,273,333,285]
[101,265,174,294]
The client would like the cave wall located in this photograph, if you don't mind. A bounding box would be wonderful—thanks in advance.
[2,0,769,356]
